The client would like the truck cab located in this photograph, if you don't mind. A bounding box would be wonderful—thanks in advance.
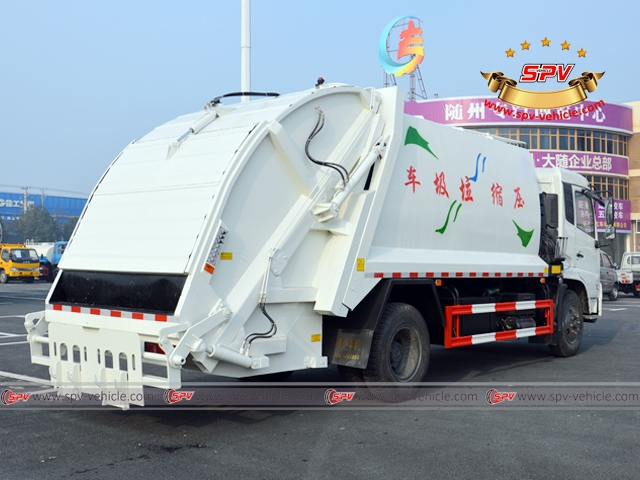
[535,168,602,319]
[0,244,40,283]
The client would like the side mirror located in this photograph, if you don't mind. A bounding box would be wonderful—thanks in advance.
[604,197,614,226]
[605,225,616,240]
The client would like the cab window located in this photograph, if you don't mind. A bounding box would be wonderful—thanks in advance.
[574,191,595,237]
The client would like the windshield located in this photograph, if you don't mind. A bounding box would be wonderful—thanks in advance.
[10,249,39,263]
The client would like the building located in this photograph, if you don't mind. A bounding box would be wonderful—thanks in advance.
[0,191,86,222]
[406,97,634,263]
[624,101,640,253]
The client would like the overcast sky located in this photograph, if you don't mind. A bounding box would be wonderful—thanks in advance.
[2,0,638,197]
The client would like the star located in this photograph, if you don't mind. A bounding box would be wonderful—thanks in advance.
[541,37,551,47]
[521,40,530,50]
[561,40,570,50]
[506,48,515,58]
[577,48,587,57]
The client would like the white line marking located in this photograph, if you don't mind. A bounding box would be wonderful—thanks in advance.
[0,333,27,338]
[0,341,29,346]
[606,308,627,311]
[0,315,26,319]
[0,370,52,385]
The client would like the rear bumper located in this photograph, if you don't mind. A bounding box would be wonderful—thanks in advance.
[25,307,187,408]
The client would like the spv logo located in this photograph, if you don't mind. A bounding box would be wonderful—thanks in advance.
[164,389,195,404]
[520,64,575,83]
[324,389,355,405]
[486,389,516,405]
[1,389,31,405]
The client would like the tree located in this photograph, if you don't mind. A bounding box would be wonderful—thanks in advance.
[16,206,60,242]
[59,217,79,241]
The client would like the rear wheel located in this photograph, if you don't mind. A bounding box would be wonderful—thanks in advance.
[549,290,583,357]
[608,283,618,301]
[363,303,430,383]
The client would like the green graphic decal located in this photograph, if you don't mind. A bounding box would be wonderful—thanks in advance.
[452,202,462,222]
[405,127,438,159]
[436,200,459,234]
[513,221,534,247]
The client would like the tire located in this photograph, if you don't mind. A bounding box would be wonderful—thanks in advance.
[22,277,34,284]
[363,303,430,384]
[608,283,619,301]
[549,290,584,357]
[0,271,8,284]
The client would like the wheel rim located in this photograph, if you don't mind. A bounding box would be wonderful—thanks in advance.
[386,325,422,381]
[564,305,582,345]
[612,285,618,298]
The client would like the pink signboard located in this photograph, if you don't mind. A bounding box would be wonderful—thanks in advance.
[405,97,633,133]
[531,151,628,176]
[595,200,631,233]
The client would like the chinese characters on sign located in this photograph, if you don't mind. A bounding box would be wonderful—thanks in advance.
[532,151,628,175]
[595,200,631,232]
[434,172,449,197]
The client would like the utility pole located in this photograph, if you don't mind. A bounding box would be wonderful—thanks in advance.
[22,187,29,213]
[241,0,251,102]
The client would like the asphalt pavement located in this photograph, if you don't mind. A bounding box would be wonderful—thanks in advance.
[1,281,639,479]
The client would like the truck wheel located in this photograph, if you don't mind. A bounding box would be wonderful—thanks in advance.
[549,290,583,357]
[608,283,618,301]
[363,303,430,383]
[0,271,7,284]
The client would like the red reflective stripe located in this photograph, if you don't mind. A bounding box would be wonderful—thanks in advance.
[392,272,402,278]
[454,305,474,315]
[482,272,489,277]
[90,308,100,315]
[517,272,524,277]
[53,304,62,311]
[495,272,502,277]
[132,313,144,320]
[409,272,418,278]
[155,314,168,322]
[374,272,384,278]
[441,272,450,277]
[506,272,513,277]
[455,272,464,277]
[528,272,535,277]
[538,272,544,277]
[495,330,518,341]
[71,306,81,313]
[495,302,518,312]
[110,310,122,318]
[451,337,473,347]
[426,272,434,277]
[469,272,477,277]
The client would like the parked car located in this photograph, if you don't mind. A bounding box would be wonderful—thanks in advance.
[617,252,640,297]
[600,251,618,301]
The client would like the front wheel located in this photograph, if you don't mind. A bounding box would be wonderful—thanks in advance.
[549,290,584,357]
[608,283,619,301]
[0,271,8,284]
[363,303,430,383]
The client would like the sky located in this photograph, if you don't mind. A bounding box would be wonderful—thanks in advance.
[1,0,639,197]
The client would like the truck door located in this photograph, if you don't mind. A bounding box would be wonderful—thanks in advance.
[567,184,599,310]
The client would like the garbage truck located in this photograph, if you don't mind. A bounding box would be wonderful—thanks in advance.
[25,83,614,408]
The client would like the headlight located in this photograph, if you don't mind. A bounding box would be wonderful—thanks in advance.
[10,268,18,273]
[33,268,40,272]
